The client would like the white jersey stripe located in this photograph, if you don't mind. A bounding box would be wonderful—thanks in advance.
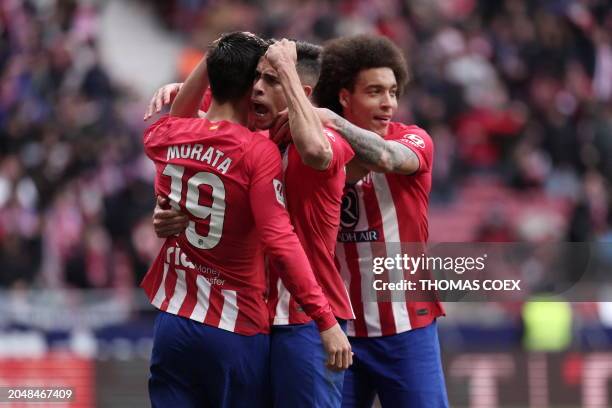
[355,185,382,337]
[273,279,291,325]
[334,245,355,321]
[151,263,169,309]
[372,173,400,242]
[282,148,290,172]
[372,173,412,333]
[190,275,212,322]
[219,289,239,331]
[358,241,382,337]
[166,269,188,315]
[337,244,357,336]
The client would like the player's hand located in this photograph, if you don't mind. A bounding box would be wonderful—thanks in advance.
[320,323,353,371]
[269,109,291,146]
[144,83,183,121]
[265,39,297,71]
[152,196,189,238]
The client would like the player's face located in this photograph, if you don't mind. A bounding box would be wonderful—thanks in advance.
[250,57,288,130]
[340,67,398,137]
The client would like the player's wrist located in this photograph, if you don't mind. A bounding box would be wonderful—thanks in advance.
[276,61,299,81]
[314,310,337,332]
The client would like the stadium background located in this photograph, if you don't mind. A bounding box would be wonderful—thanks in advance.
[1,0,611,406]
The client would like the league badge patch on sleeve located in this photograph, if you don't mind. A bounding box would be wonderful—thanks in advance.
[273,179,285,207]
[324,129,336,141]
[403,134,425,149]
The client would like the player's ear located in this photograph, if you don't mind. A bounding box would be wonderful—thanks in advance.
[303,85,313,98]
[339,89,350,109]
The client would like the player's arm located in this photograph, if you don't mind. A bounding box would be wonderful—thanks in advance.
[144,83,182,121]
[144,82,208,121]
[170,55,209,118]
[248,141,352,370]
[316,107,419,175]
[152,196,189,238]
[266,40,332,170]
[249,153,335,330]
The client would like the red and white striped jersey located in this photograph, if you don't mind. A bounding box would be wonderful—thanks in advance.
[141,116,336,336]
[336,122,445,337]
[268,128,355,325]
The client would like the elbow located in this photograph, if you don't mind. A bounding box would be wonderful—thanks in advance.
[301,145,333,171]
[374,153,396,173]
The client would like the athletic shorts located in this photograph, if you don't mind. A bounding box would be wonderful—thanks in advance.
[342,320,448,408]
[271,320,347,408]
[149,311,270,408]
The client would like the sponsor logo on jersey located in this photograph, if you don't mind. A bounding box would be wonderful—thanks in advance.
[403,133,425,149]
[337,229,380,243]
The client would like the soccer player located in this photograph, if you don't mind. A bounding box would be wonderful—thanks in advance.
[147,38,356,407]
[261,39,355,408]
[141,32,350,408]
[311,34,449,407]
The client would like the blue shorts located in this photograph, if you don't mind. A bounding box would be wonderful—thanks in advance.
[149,312,270,408]
[271,320,347,408]
[342,321,448,408]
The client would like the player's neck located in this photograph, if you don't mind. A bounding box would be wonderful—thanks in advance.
[206,100,249,126]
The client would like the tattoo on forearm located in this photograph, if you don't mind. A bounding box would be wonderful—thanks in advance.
[333,113,403,168]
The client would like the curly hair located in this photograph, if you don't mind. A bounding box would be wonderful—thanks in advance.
[313,35,409,114]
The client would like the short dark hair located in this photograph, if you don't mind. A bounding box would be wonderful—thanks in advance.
[295,41,322,87]
[313,35,409,114]
[266,39,321,87]
[207,32,268,104]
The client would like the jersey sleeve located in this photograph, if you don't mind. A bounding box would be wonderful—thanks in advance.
[246,138,336,331]
[143,115,172,151]
[143,115,201,150]
[389,125,434,174]
[322,127,355,175]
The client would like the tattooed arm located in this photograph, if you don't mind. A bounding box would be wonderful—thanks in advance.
[316,108,420,175]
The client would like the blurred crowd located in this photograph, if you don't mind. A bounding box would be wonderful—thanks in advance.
[1,0,611,290]
[0,0,158,289]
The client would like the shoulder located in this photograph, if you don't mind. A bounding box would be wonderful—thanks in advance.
[245,132,282,163]
[253,130,270,139]
[143,115,202,147]
[249,131,277,150]
[244,133,283,181]
[323,127,340,141]
[322,126,354,167]
[386,122,433,150]
[387,122,434,174]
[323,126,352,151]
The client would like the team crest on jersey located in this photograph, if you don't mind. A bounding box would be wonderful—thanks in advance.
[403,134,425,149]
[324,129,336,141]
[273,179,285,207]
[340,186,359,229]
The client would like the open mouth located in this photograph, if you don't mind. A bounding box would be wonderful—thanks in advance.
[252,102,270,118]
[373,116,391,125]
